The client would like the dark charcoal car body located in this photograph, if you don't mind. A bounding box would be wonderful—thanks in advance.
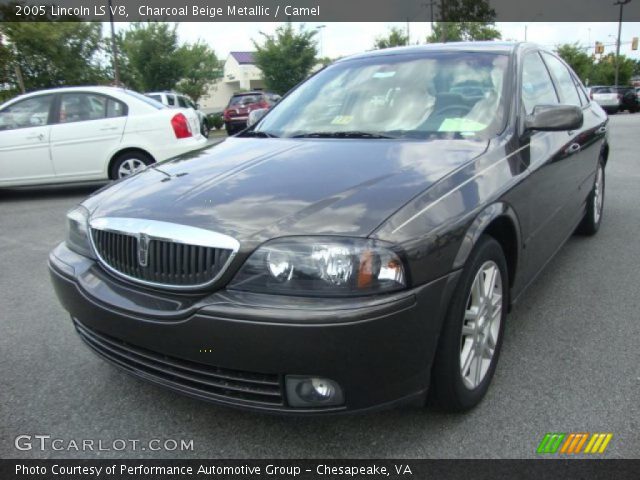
[50,43,609,414]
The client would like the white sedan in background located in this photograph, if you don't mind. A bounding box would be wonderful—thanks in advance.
[0,86,207,187]
[587,86,620,114]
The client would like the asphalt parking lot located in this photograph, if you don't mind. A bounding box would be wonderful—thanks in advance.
[1,115,639,459]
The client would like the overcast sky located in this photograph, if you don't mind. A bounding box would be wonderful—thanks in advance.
[110,22,640,61]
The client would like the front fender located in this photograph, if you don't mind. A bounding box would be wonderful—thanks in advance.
[452,202,522,271]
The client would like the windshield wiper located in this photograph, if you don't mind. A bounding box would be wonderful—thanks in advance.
[240,130,279,138]
[291,131,394,139]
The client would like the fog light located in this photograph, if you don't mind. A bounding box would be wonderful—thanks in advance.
[285,376,344,407]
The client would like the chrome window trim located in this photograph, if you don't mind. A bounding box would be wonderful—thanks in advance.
[88,217,240,291]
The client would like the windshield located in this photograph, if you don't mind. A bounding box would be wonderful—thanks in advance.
[255,52,509,139]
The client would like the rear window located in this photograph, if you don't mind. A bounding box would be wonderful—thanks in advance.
[228,94,262,106]
[124,90,166,109]
[592,87,613,94]
[147,94,162,103]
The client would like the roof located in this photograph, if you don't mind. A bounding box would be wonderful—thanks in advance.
[1,86,127,104]
[229,51,255,65]
[337,41,523,63]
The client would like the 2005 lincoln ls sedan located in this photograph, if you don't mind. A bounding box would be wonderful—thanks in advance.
[50,42,609,414]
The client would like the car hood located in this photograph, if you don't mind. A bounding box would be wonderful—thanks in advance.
[87,137,487,244]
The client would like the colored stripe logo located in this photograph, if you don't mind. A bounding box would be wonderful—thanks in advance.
[537,433,612,454]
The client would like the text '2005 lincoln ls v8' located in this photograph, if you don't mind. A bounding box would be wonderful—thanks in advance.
[50,42,609,414]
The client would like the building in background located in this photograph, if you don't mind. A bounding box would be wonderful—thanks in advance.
[200,51,265,113]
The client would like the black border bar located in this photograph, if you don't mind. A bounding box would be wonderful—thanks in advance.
[1,0,640,22]
[3,459,640,480]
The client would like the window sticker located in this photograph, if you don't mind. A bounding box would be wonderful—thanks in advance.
[438,118,486,132]
[330,115,354,125]
[373,71,396,79]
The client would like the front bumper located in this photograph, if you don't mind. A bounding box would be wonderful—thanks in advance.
[49,243,459,414]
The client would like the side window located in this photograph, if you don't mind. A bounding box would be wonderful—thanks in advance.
[541,53,582,107]
[59,93,127,123]
[106,98,127,118]
[0,95,53,131]
[177,96,189,108]
[166,95,176,106]
[521,53,559,114]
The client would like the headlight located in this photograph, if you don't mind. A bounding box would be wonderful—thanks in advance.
[66,205,95,259]
[230,237,405,296]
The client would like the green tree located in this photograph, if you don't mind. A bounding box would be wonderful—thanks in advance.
[0,36,14,102]
[374,26,409,49]
[427,0,500,43]
[252,23,317,95]
[175,41,222,103]
[590,53,635,86]
[0,22,107,92]
[556,43,594,83]
[117,22,184,91]
[427,22,501,42]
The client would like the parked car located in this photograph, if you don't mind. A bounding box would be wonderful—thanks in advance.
[50,42,608,414]
[223,91,280,135]
[0,87,206,187]
[146,91,211,137]
[588,86,620,113]
[612,86,639,113]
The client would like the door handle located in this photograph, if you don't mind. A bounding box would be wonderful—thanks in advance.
[566,143,581,154]
[99,126,119,131]
[26,133,45,141]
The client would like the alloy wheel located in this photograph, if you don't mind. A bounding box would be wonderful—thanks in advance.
[117,158,146,179]
[460,260,503,390]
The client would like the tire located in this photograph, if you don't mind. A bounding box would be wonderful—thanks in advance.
[430,235,508,412]
[109,151,154,180]
[576,160,605,236]
[201,121,210,138]
[225,124,236,136]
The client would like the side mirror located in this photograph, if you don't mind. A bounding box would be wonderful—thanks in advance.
[195,103,200,110]
[247,108,268,127]
[524,105,583,132]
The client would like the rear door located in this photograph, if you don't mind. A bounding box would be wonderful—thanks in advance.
[49,92,128,180]
[541,52,602,211]
[518,51,579,283]
[0,94,55,185]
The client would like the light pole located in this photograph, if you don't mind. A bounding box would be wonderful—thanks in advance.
[315,24,326,58]
[614,0,631,87]
[421,1,437,31]
[107,0,121,86]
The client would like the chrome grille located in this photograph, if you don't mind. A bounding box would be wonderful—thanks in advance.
[88,219,238,290]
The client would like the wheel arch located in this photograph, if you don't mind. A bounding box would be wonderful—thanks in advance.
[453,202,521,294]
[601,141,610,166]
[107,147,156,179]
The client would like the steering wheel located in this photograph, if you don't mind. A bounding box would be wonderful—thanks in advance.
[433,104,472,118]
